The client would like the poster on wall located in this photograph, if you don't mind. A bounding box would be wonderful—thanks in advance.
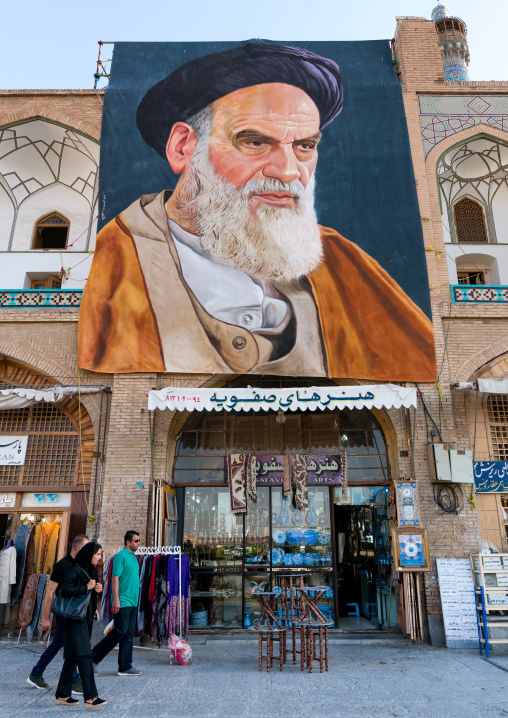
[436,558,478,649]
[78,40,436,380]
[391,527,431,572]
[0,436,28,465]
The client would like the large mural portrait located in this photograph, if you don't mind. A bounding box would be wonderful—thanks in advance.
[78,41,436,381]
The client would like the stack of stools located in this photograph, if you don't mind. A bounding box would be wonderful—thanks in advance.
[278,573,306,664]
[251,590,287,673]
[294,586,334,673]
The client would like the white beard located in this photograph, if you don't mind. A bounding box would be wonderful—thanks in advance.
[175,142,323,283]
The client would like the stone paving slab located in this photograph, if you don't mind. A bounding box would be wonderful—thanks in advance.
[0,636,507,718]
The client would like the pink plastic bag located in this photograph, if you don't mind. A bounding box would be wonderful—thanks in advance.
[168,633,192,665]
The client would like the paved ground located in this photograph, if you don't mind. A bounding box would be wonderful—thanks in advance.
[1,633,507,718]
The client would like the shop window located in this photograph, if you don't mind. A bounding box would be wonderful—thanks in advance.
[30,275,62,289]
[453,198,488,244]
[457,270,485,285]
[32,212,69,250]
[488,394,508,461]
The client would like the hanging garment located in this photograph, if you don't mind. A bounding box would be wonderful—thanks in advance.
[36,575,51,640]
[10,523,32,604]
[150,556,164,640]
[34,521,60,575]
[100,555,114,623]
[0,546,17,604]
[283,455,292,496]
[227,454,247,514]
[17,573,39,629]
[24,529,36,589]
[137,555,151,633]
[166,555,190,638]
[246,455,257,503]
[156,557,169,643]
[293,454,309,510]
[26,574,47,641]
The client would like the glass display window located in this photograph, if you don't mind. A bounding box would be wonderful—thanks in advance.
[190,572,242,629]
[245,487,270,569]
[183,487,243,568]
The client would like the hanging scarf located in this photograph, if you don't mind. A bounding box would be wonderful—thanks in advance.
[166,555,190,638]
[10,523,32,605]
[26,574,47,642]
[41,522,60,575]
[100,555,114,623]
[137,555,149,633]
[293,454,309,510]
[17,573,39,630]
[227,453,247,514]
[340,449,348,499]
[36,575,51,640]
[283,455,292,496]
[150,556,163,639]
[246,455,257,503]
[24,529,36,589]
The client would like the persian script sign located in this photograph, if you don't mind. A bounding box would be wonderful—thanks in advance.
[253,455,342,486]
[0,436,28,465]
[474,461,508,493]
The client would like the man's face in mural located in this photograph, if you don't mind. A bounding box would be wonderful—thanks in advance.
[164,83,324,283]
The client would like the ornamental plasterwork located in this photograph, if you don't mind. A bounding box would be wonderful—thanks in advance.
[438,138,508,243]
[0,119,99,248]
[419,96,508,157]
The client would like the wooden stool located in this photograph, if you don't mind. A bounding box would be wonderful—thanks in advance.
[257,628,287,672]
[278,574,305,664]
[294,620,333,673]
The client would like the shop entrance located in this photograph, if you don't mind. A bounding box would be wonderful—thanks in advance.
[334,487,395,630]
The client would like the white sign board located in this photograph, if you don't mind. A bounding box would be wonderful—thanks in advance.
[0,436,28,465]
[148,384,417,413]
[436,558,478,649]
[21,493,72,508]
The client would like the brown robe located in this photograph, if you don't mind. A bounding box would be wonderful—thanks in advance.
[78,194,436,381]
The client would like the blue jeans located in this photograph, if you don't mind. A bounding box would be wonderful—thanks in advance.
[31,615,79,682]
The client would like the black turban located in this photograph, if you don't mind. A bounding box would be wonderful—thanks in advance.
[136,42,344,159]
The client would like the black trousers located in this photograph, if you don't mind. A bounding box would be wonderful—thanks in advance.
[56,657,97,702]
[92,606,137,673]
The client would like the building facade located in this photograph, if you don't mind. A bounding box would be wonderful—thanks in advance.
[1,8,507,643]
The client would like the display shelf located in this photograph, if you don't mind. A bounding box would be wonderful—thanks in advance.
[470,553,508,657]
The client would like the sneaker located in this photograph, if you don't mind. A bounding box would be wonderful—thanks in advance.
[27,674,49,690]
[85,698,107,710]
[71,679,83,695]
[117,667,142,676]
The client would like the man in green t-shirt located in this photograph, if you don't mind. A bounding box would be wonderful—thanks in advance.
[92,531,141,676]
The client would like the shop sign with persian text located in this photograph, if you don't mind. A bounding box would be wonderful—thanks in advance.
[255,455,342,486]
[474,461,508,493]
[0,436,28,465]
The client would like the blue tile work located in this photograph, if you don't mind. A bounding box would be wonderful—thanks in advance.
[0,289,82,307]
[419,96,508,156]
[451,285,508,303]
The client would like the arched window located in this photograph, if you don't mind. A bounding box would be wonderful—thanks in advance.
[488,394,508,461]
[453,197,488,243]
[32,212,69,250]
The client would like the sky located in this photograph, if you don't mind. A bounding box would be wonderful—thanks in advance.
[1,0,507,89]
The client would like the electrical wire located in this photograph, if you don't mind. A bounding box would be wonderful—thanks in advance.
[415,383,443,443]
[433,483,464,514]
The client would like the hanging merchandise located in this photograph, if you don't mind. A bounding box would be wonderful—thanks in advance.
[293,454,309,509]
[0,544,17,604]
[26,574,47,642]
[226,454,247,514]
[283,455,292,496]
[10,522,32,604]
[34,518,61,575]
[17,574,39,631]
[246,455,257,503]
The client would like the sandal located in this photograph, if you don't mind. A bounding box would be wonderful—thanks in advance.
[85,698,108,709]
[56,697,80,706]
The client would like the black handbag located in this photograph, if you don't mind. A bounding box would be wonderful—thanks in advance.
[51,567,92,621]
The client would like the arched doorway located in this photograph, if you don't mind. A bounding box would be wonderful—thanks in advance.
[171,383,394,631]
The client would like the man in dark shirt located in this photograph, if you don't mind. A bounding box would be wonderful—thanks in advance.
[27,534,89,691]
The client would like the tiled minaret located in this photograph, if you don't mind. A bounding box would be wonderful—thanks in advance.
[432,5,470,81]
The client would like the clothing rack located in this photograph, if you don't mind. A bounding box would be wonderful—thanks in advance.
[135,546,183,637]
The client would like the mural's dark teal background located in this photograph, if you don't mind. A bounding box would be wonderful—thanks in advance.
[99,39,431,317]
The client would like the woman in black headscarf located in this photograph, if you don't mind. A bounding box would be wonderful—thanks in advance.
[55,541,107,709]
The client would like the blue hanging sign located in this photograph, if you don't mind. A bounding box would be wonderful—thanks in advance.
[474,461,508,493]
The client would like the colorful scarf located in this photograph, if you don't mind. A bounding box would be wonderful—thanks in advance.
[293,454,309,510]
[11,523,32,605]
[100,555,114,623]
[166,555,190,637]
[340,449,348,499]
[26,574,46,642]
[17,573,39,630]
[227,454,247,514]
[283,455,292,496]
[137,555,149,633]
[23,529,36,593]
[246,455,257,503]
